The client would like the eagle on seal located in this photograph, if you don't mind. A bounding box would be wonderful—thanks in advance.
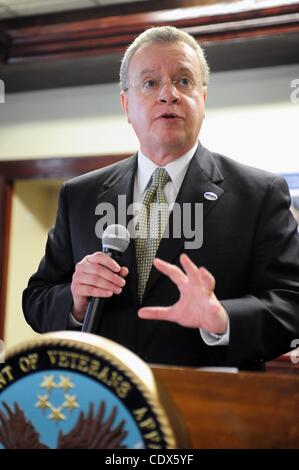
[0,401,127,449]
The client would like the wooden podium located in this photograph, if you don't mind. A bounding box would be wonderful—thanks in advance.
[151,366,299,449]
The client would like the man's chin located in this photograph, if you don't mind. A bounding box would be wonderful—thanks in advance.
[155,131,186,148]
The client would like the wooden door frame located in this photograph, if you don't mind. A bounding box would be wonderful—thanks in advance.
[0,153,130,339]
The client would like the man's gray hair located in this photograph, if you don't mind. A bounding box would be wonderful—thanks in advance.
[120,26,210,91]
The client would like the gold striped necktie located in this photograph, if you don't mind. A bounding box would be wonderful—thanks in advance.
[135,167,170,302]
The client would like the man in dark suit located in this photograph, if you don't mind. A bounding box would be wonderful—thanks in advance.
[22,26,299,371]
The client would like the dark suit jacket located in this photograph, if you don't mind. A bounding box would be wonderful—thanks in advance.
[22,144,299,370]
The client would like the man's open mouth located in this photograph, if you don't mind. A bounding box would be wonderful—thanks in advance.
[158,113,182,119]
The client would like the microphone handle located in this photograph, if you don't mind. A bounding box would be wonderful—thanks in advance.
[81,297,103,333]
[81,248,121,333]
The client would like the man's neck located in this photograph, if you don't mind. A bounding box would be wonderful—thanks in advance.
[140,143,198,166]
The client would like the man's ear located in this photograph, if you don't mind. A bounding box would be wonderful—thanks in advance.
[203,86,208,104]
[120,91,130,123]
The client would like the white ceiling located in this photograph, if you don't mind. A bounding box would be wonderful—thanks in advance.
[0,0,142,19]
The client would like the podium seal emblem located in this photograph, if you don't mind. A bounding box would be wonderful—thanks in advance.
[0,332,187,449]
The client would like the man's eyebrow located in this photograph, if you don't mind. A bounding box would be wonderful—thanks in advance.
[173,65,195,75]
[138,68,156,77]
[135,65,197,79]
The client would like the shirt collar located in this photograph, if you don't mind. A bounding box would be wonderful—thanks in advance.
[137,142,198,194]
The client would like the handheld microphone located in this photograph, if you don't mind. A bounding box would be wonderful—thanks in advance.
[81,224,130,333]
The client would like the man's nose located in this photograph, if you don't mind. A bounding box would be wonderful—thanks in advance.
[157,81,180,104]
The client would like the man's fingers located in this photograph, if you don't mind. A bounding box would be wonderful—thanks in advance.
[75,285,113,298]
[179,253,199,280]
[76,274,123,294]
[198,267,216,294]
[120,266,129,277]
[180,254,215,295]
[153,258,186,285]
[71,253,128,306]
[77,263,126,288]
[138,306,173,322]
[85,252,121,273]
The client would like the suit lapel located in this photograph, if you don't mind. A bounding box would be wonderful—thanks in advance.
[143,143,224,301]
[96,155,139,302]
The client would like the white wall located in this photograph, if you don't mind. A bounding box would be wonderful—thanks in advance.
[202,64,299,173]
[0,81,138,159]
[0,64,298,173]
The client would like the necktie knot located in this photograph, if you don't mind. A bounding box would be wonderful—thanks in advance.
[151,167,170,190]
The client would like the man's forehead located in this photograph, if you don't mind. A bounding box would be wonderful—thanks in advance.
[134,41,196,60]
[129,42,200,75]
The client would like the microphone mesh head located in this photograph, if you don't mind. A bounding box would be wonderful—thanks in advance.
[102,224,130,253]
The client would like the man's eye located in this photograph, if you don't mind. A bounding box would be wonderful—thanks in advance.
[143,79,157,89]
[179,78,191,87]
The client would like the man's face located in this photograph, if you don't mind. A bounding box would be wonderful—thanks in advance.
[121,41,207,162]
